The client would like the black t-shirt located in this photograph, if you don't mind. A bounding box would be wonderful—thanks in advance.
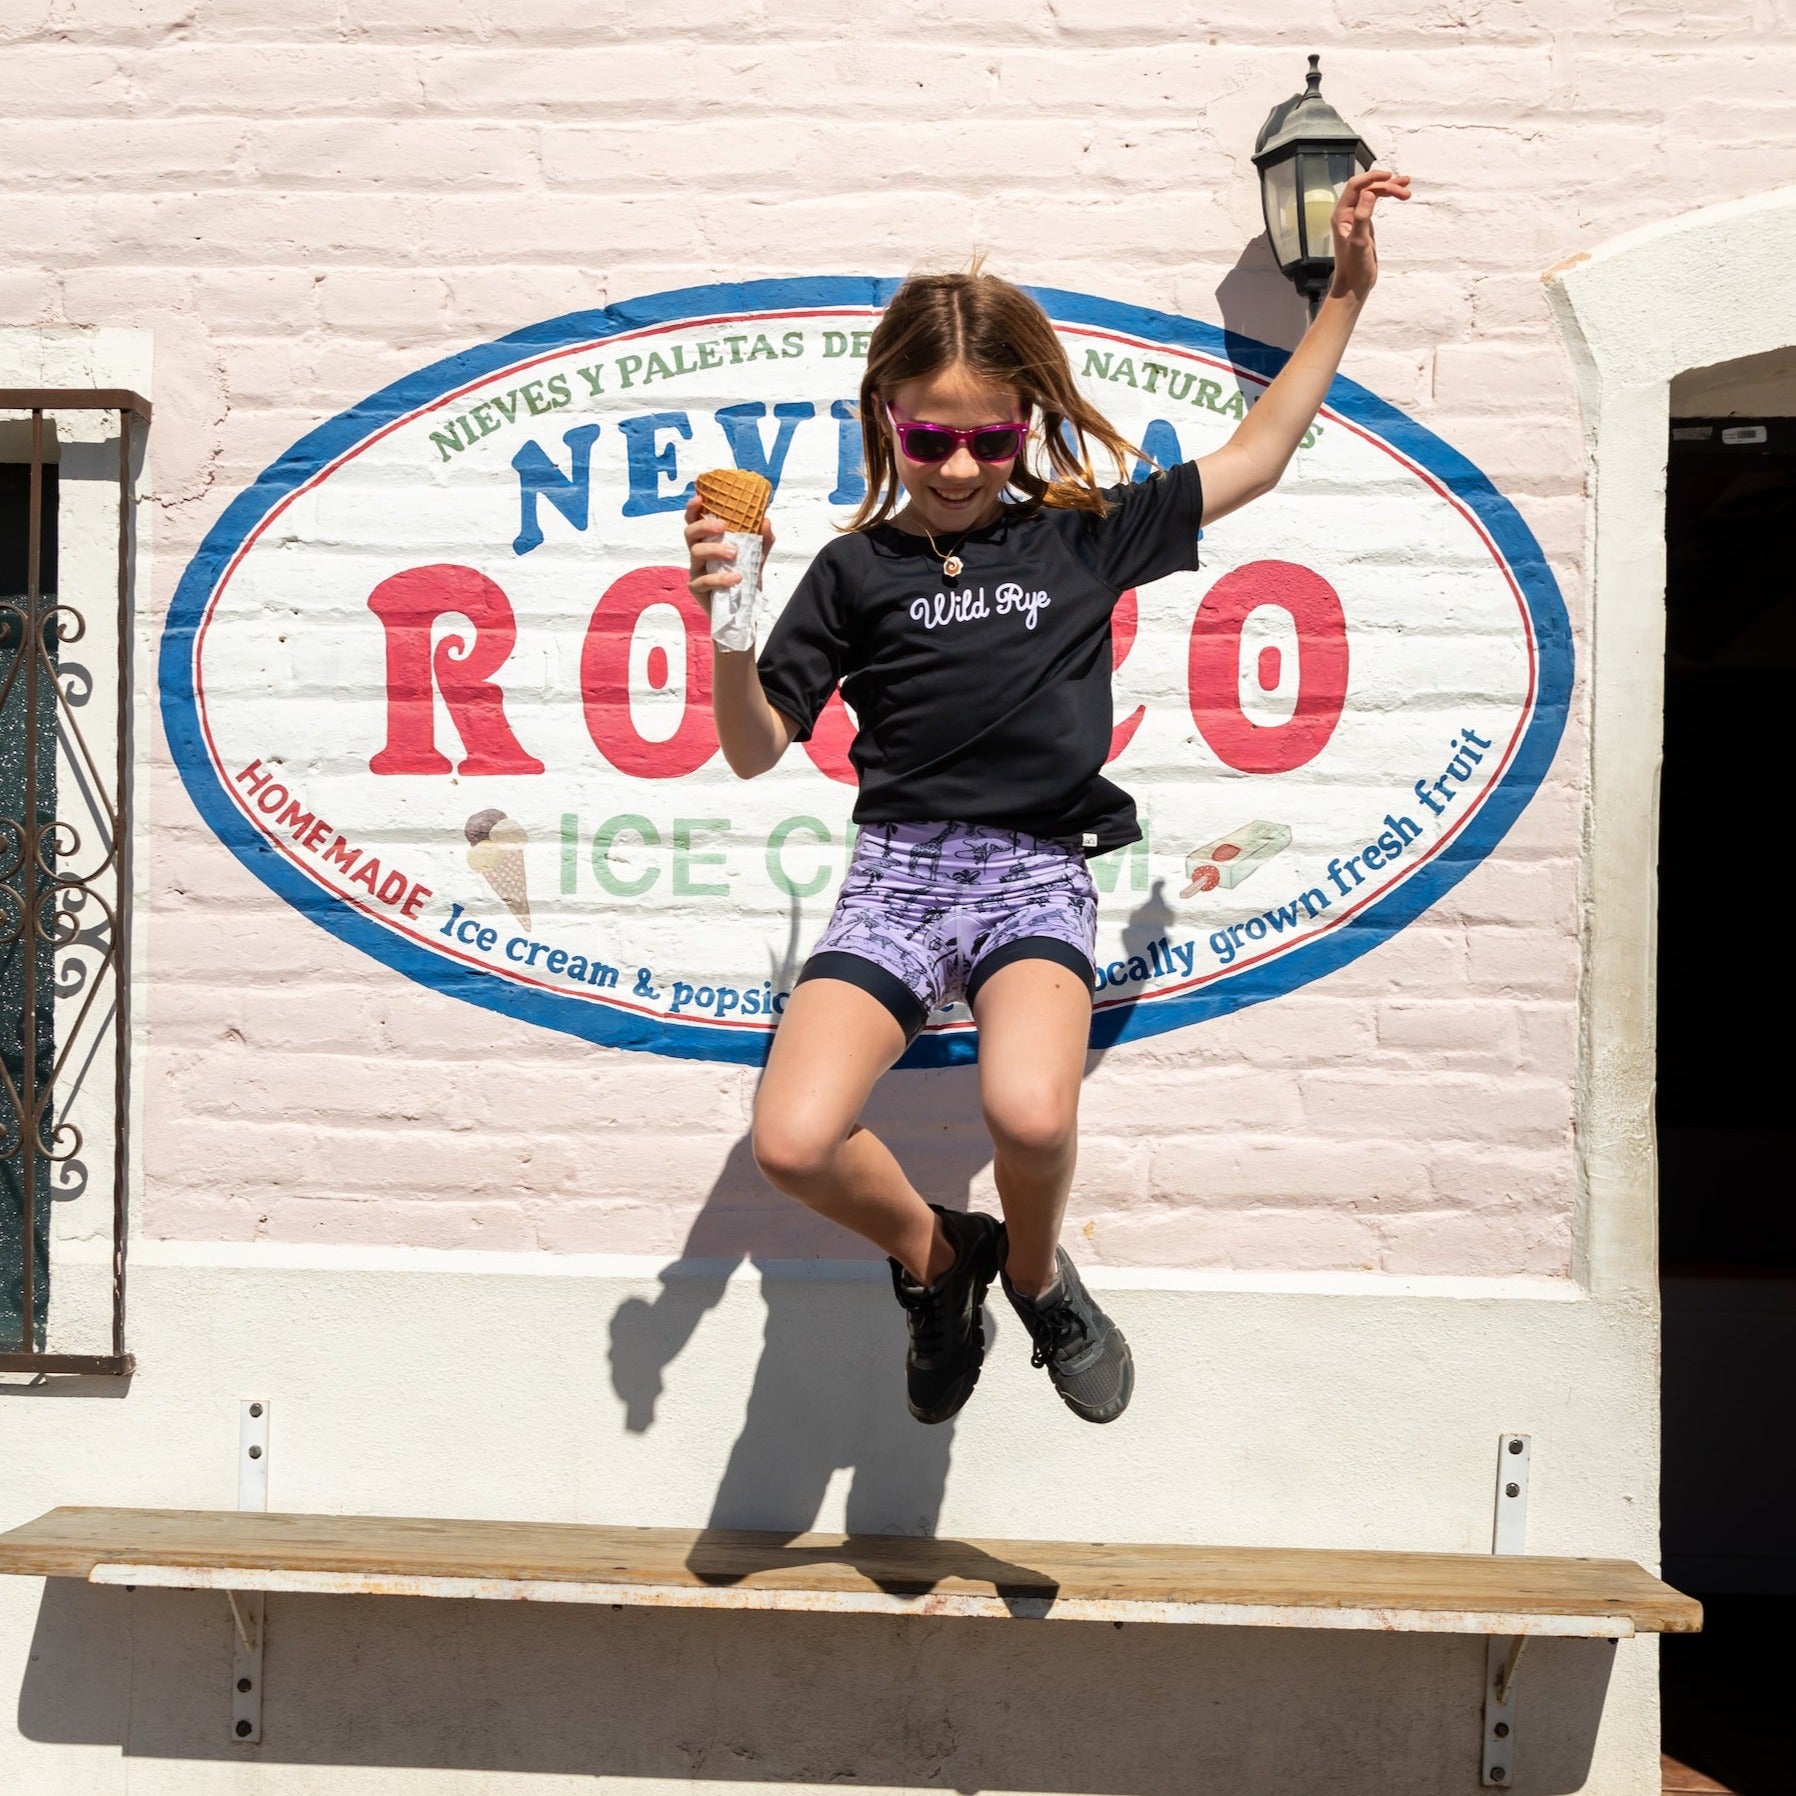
[756,460,1203,853]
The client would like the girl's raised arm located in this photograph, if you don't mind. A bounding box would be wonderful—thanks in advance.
[684,496,797,778]
[1195,166,1411,525]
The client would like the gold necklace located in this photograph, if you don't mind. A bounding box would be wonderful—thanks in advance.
[920,522,974,580]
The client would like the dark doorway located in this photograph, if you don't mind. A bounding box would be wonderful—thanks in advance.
[1658,415,1796,1794]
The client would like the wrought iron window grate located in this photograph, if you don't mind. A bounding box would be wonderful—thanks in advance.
[0,390,147,1377]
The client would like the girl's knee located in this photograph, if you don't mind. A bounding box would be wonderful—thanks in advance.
[983,1088,1078,1163]
[751,1113,840,1193]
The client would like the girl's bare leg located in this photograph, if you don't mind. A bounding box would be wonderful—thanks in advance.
[970,958,1092,1295]
[752,977,952,1284]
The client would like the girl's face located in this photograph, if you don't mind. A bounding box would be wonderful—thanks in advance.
[882,363,1026,539]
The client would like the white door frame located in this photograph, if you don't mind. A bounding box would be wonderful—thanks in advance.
[1546,188,1796,1301]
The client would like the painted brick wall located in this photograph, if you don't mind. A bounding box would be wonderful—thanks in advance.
[7,1,1793,1276]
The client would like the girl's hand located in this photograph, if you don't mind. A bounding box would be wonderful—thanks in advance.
[1328,167,1411,302]
[683,494,774,616]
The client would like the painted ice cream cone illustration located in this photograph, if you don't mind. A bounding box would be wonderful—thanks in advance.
[465,808,531,929]
[695,467,773,653]
[1181,820,1292,898]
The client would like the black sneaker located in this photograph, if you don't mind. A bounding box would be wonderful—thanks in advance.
[1001,1242,1134,1424]
[889,1205,1003,1425]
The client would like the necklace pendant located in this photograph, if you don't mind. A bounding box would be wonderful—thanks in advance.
[943,554,963,578]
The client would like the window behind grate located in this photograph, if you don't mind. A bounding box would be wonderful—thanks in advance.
[0,394,146,1376]
[0,456,59,1355]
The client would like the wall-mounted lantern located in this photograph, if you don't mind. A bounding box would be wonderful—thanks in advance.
[1253,54,1374,319]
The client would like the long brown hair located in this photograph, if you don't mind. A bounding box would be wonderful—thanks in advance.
[847,264,1142,532]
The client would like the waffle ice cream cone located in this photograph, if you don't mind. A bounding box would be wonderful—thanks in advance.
[695,467,773,653]
[694,468,772,533]
[465,809,532,929]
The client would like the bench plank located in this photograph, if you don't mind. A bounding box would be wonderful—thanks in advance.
[0,1508,1700,1636]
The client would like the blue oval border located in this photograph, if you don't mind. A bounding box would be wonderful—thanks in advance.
[160,275,1573,1068]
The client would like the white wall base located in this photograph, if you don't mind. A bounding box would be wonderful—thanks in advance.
[2,1254,1659,1794]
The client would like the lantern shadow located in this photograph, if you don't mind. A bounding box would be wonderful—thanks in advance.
[1214,232,1311,358]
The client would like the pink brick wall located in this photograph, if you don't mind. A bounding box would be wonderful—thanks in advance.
[10,3,1793,1275]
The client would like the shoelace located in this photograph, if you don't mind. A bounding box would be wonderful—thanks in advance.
[1028,1299,1088,1369]
[894,1264,957,1357]
[910,1291,953,1357]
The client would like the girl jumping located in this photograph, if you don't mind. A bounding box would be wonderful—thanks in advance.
[686,167,1409,1426]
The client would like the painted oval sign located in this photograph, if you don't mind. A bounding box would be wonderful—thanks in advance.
[162,277,1570,1066]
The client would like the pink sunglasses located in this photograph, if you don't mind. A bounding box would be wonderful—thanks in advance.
[885,404,1029,466]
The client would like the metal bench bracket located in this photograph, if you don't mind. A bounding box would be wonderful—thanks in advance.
[1482,1432,1530,1786]
[231,1400,267,1746]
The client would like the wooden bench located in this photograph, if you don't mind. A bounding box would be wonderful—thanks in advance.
[0,1467,1699,1786]
[0,1505,1700,1637]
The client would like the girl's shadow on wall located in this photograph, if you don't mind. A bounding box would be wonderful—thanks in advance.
[606,883,1180,1544]
[607,1098,988,1540]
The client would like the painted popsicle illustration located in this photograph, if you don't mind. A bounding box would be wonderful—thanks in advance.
[1181,820,1292,898]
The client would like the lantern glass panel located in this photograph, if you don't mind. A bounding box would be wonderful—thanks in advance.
[1295,150,1353,262]
[1263,157,1302,270]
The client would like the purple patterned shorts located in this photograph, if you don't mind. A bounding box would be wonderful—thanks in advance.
[798,822,1098,1042]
